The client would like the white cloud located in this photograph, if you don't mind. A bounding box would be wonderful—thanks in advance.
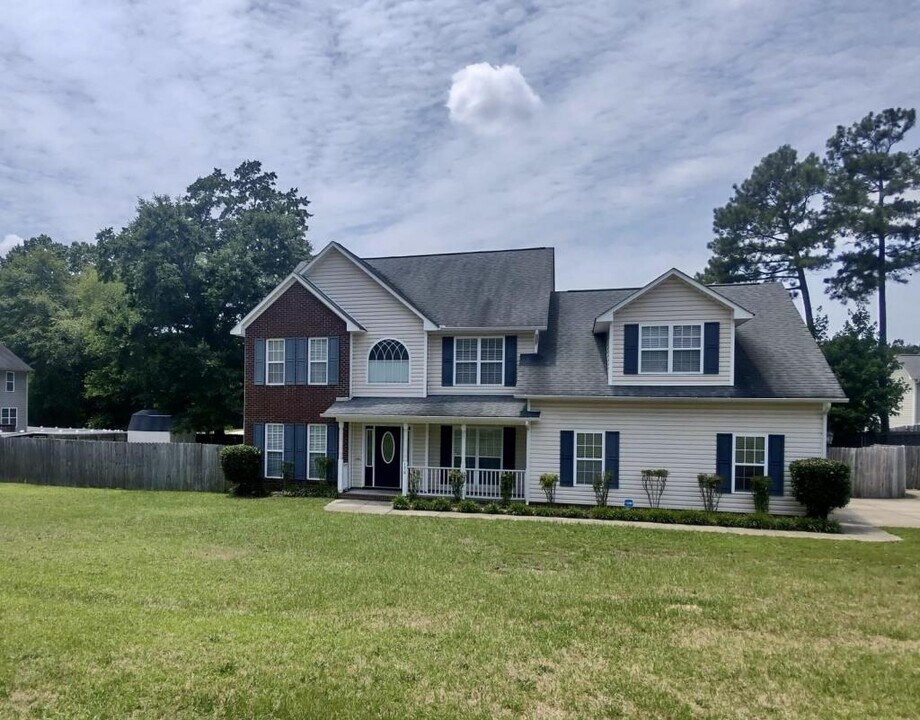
[0,234,23,257]
[446,63,542,134]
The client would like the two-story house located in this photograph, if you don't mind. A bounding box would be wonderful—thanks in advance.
[232,242,846,513]
[0,342,31,433]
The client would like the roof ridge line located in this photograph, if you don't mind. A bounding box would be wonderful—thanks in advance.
[364,246,554,261]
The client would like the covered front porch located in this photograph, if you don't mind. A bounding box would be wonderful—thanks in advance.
[322,396,537,503]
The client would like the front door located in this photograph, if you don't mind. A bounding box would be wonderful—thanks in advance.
[372,426,401,488]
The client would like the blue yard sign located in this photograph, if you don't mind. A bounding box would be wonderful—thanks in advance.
[623,498,634,509]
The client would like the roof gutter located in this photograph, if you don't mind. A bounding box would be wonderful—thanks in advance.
[515,394,848,404]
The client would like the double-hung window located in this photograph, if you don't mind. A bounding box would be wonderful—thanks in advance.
[452,426,503,470]
[639,324,702,373]
[5,372,13,392]
[266,339,285,385]
[309,338,328,385]
[308,424,327,479]
[264,423,284,478]
[454,337,504,385]
[1,407,17,427]
[734,435,766,492]
[575,431,603,485]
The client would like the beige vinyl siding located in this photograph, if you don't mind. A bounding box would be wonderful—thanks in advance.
[427,332,535,394]
[527,399,827,514]
[611,276,733,386]
[891,368,917,428]
[306,249,426,397]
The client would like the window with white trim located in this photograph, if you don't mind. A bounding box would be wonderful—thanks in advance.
[1,407,17,427]
[639,324,702,374]
[365,427,374,468]
[368,339,409,383]
[265,423,284,478]
[454,337,504,386]
[452,426,503,470]
[575,431,603,486]
[266,339,285,385]
[309,338,328,385]
[308,424,327,479]
[5,372,13,392]
[734,435,766,492]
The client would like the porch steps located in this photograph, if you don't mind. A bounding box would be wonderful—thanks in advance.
[340,488,400,503]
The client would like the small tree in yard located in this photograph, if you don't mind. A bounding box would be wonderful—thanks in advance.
[790,458,851,519]
[641,469,669,509]
[592,471,612,507]
[499,471,516,505]
[315,456,334,485]
[697,474,723,513]
[220,444,266,497]
[540,473,559,505]
[448,469,466,502]
[751,475,772,515]
[408,467,422,500]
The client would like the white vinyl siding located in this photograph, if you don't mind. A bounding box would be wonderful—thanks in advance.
[309,337,328,385]
[527,399,827,514]
[891,368,917,428]
[427,332,535,395]
[265,423,284,478]
[306,248,425,397]
[266,339,285,385]
[612,276,733,386]
[308,424,327,479]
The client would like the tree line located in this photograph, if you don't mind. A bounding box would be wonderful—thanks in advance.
[0,162,312,433]
[700,108,920,440]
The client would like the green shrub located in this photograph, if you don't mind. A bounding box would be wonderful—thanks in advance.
[790,458,851,518]
[539,473,558,505]
[412,497,453,512]
[220,445,266,497]
[499,471,516,505]
[407,468,421,500]
[282,481,337,498]
[697,473,723,513]
[508,502,534,516]
[751,475,772,515]
[641,469,669,508]
[592,471,611,507]
[483,502,503,515]
[314,456,333,483]
[448,469,466,502]
[457,499,479,513]
[392,494,410,510]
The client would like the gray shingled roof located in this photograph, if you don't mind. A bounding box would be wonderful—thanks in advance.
[362,247,555,328]
[323,395,538,419]
[897,355,920,380]
[0,342,32,372]
[518,282,846,400]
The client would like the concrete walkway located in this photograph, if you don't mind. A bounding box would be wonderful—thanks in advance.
[833,490,920,529]
[326,499,900,542]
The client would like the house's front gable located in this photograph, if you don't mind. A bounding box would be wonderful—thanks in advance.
[892,355,920,427]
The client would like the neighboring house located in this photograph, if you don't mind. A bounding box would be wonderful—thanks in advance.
[126,409,195,443]
[0,342,30,433]
[232,243,846,513]
[891,355,920,428]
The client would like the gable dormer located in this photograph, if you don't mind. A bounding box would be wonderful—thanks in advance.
[593,269,753,387]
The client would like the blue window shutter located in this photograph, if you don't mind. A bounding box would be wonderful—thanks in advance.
[604,431,620,489]
[768,435,785,496]
[283,424,294,476]
[294,423,307,480]
[442,337,454,386]
[252,423,265,454]
[439,425,452,467]
[502,427,516,469]
[326,423,339,481]
[504,336,518,386]
[704,322,720,375]
[285,339,296,385]
[559,431,574,487]
[254,339,265,385]
[327,337,340,386]
[623,324,639,375]
[716,433,733,493]
[295,338,307,384]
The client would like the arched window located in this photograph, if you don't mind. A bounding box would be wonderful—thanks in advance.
[368,339,410,383]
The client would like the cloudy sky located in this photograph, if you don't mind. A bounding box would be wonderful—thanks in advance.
[2,0,919,338]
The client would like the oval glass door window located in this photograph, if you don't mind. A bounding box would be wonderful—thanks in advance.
[381,432,396,464]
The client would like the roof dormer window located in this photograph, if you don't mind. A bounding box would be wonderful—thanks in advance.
[640,324,702,374]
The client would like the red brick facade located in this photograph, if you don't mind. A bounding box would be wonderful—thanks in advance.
[243,282,349,447]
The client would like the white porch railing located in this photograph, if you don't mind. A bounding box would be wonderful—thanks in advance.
[411,466,526,501]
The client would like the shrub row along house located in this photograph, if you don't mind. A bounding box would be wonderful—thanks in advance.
[231,243,846,513]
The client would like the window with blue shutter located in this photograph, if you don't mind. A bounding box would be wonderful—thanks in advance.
[294,423,307,480]
[285,339,296,385]
[559,430,574,486]
[439,425,452,467]
[624,324,639,375]
[768,435,785,496]
[295,338,308,384]
[441,337,454,386]
[326,423,339,481]
[254,339,265,385]
[504,336,517,386]
[716,433,733,493]
[327,336,340,386]
[703,322,720,375]
[283,424,294,477]
[604,431,620,489]
[502,427,516,469]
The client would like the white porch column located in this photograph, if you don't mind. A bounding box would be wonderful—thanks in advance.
[524,421,531,504]
[401,422,409,495]
[460,423,467,499]
[337,420,345,493]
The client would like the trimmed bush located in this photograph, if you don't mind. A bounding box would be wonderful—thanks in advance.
[790,458,851,519]
[220,445,266,497]
[282,481,337,498]
[499,471,516,505]
[392,494,410,510]
[641,469,669,509]
[539,473,559,505]
[408,468,421,500]
[697,473,723,513]
[592,471,611,507]
[448,469,466,502]
[751,475,771,515]
[457,499,479,513]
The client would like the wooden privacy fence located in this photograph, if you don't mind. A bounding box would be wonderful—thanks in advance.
[906,446,920,491]
[827,445,906,499]
[0,438,226,492]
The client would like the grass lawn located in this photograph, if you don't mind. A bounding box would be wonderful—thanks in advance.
[1,485,918,719]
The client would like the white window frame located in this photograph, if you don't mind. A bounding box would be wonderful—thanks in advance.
[638,323,703,375]
[452,426,503,470]
[5,371,14,392]
[1,407,18,427]
[308,423,327,480]
[453,336,504,386]
[573,430,604,486]
[366,338,410,384]
[266,339,285,385]
[732,433,767,493]
[309,337,328,385]
[264,423,284,478]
